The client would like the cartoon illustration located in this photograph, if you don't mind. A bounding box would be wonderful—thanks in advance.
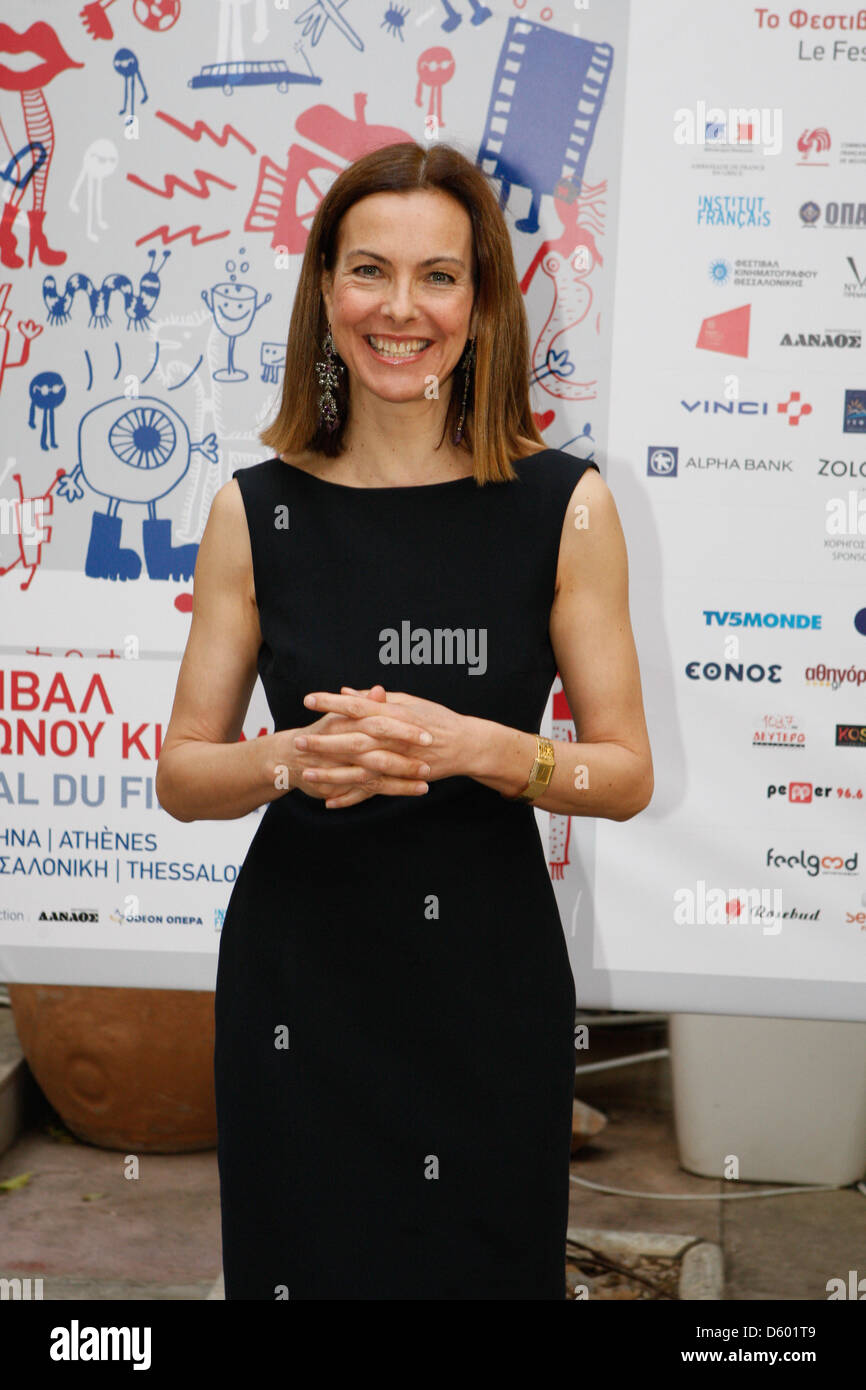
[522,178,606,404]
[188,0,320,94]
[439,0,491,30]
[381,6,409,41]
[68,138,118,243]
[260,340,284,383]
[0,466,65,590]
[245,93,411,252]
[548,677,576,880]
[294,0,364,52]
[477,19,612,235]
[42,248,171,329]
[0,283,42,394]
[114,48,148,119]
[28,370,66,450]
[201,251,271,382]
[79,0,181,41]
[57,395,218,581]
[416,48,454,130]
[0,21,84,268]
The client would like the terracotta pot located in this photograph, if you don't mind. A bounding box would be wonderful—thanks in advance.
[8,984,217,1153]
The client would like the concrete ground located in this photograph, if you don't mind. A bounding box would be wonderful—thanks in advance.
[0,1009,862,1300]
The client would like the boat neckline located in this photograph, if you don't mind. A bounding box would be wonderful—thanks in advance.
[271,451,552,492]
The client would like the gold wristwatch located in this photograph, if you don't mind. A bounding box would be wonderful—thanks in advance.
[504,735,555,803]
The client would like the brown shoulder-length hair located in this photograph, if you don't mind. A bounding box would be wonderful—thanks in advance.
[259,141,545,485]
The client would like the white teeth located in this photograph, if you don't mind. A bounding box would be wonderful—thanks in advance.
[367,336,430,356]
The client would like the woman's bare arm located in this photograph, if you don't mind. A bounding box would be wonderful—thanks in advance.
[155,479,287,822]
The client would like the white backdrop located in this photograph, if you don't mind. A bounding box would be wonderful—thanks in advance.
[0,0,863,1018]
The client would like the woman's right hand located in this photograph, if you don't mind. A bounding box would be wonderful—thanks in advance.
[272,688,432,807]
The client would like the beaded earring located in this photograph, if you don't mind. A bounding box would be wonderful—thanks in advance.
[453,336,476,445]
[315,326,345,432]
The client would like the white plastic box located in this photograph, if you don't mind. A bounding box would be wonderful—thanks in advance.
[669,1013,866,1186]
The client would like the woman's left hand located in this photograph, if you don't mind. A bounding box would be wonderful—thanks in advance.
[299,684,478,807]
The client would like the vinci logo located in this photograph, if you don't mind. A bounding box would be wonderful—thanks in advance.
[796,128,831,165]
[696,303,750,357]
[680,392,812,424]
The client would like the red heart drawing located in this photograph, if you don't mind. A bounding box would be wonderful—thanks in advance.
[533,410,555,432]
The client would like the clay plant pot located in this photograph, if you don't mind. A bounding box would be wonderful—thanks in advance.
[8,984,216,1153]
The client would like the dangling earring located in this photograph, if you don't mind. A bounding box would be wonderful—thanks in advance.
[453,336,475,445]
[315,325,344,432]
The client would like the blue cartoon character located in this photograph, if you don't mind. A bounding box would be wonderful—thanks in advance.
[57,395,218,581]
[28,369,66,449]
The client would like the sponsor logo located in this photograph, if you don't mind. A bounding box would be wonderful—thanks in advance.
[37,909,98,923]
[686,661,782,683]
[765,847,858,877]
[800,201,866,227]
[844,256,866,299]
[766,782,862,804]
[753,715,805,749]
[681,391,812,423]
[796,127,831,165]
[697,304,751,357]
[698,194,771,227]
[843,389,866,433]
[805,663,866,689]
[685,456,793,472]
[780,330,860,348]
[836,723,866,746]
[704,610,821,629]
[647,446,677,477]
[673,103,781,156]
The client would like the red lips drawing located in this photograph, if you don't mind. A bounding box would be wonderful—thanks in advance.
[0,22,83,92]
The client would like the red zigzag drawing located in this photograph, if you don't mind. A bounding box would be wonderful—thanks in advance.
[134,224,230,248]
[155,109,257,156]
[127,169,237,199]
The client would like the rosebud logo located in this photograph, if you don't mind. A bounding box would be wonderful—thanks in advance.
[673,880,784,934]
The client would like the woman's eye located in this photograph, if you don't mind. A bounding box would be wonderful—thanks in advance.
[428,271,454,284]
[351,266,454,283]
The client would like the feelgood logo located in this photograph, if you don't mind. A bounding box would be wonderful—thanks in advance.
[766,847,859,877]
[379,621,487,676]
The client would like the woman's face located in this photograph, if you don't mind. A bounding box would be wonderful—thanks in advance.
[320,188,476,409]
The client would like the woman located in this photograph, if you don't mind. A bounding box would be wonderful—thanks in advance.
[156,141,653,1300]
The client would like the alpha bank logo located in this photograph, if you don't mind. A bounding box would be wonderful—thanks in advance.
[697,304,750,357]
[796,128,831,165]
[680,391,812,424]
[698,194,771,227]
[801,201,866,227]
[647,446,677,477]
[843,390,866,433]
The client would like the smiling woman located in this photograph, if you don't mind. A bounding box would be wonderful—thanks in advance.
[155,140,653,1301]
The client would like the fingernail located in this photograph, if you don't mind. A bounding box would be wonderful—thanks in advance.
[420,732,433,745]
[419,764,431,776]
[417,782,428,793]
[294,736,308,749]
[304,695,317,707]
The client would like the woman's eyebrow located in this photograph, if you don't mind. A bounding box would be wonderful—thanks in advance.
[344,249,466,268]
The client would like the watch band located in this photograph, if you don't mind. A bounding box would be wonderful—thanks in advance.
[504,734,555,803]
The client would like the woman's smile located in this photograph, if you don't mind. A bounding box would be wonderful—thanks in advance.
[364,333,434,364]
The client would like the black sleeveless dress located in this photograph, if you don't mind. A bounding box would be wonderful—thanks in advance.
[214,448,600,1300]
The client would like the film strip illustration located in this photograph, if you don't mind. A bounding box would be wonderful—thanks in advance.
[477,17,613,234]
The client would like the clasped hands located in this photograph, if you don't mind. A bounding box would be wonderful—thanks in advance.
[283,684,475,809]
